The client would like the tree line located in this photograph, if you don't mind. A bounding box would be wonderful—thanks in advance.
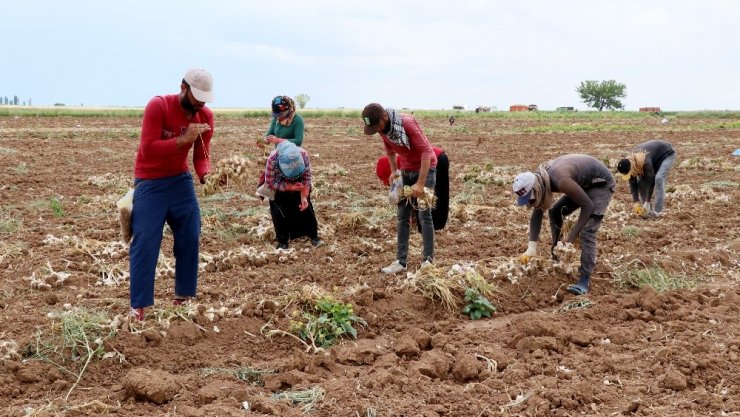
[0,82,628,111]
[0,96,32,106]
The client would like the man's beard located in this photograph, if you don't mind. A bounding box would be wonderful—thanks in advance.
[180,94,202,114]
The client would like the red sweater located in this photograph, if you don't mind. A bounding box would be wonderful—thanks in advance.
[134,94,214,180]
[379,115,437,171]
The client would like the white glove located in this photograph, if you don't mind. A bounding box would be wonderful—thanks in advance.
[519,241,537,264]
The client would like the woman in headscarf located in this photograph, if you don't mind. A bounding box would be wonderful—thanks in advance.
[512,154,615,295]
[262,141,321,249]
[264,95,304,146]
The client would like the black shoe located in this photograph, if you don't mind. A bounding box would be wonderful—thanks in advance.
[310,238,324,248]
[276,242,289,250]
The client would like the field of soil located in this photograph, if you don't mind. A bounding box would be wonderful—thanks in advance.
[0,112,738,417]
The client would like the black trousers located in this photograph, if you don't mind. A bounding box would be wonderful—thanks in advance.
[414,152,450,232]
[269,190,319,245]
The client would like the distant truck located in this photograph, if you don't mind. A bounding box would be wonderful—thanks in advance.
[556,106,575,112]
[475,106,492,113]
[509,104,538,112]
[452,104,468,111]
[639,107,661,113]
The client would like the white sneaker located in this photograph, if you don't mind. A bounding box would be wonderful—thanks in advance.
[381,260,406,274]
[421,259,433,269]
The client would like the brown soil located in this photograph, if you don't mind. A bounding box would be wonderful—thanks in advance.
[0,114,738,416]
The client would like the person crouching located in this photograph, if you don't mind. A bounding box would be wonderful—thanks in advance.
[263,141,321,249]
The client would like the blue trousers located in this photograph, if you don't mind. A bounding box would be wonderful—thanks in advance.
[129,172,201,308]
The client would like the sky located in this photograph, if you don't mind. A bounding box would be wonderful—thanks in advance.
[2,0,739,111]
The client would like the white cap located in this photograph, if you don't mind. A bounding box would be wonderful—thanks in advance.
[183,68,214,103]
[513,172,536,206]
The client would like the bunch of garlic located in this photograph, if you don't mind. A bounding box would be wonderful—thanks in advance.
[401,185,437,210]
[204,155,251,195]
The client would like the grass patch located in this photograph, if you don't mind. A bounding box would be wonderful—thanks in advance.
[0,210,22,235]
[50,196,64,217]
[622,226,641,238]
[201,365,274,386]
[560,298,594,311]
[13,162,28,175]
[612,265,697,292]
[23,308,117,400]
[270,387,325,413]
[705,180,739,188]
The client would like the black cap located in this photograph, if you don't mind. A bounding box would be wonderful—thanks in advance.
[362,103,384,135]
[271,96,291,117]
[617,159,631,174]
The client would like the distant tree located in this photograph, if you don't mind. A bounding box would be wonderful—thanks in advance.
[28,98,31,106]
[576,80,626,111]
[22,101,25,106]
[13,95,18,105]
[3,97,7,105]
[295,93,310,109]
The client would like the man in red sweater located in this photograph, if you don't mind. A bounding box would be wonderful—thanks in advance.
[129,68,215,321]
[362,103,437,274]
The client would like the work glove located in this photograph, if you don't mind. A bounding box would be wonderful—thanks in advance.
[633,202,645,215]
[519,241,537,265]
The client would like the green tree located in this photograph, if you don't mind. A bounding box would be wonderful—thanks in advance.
[576,80,626,111]
[295,93,310,109]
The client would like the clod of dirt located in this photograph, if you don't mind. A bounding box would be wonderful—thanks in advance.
[263,369,307,392]
[365,368,393,389]
[569,329,603,347]
[416,349,453,380]
[123,368,181,404]
[16,364,43,383]
[393,336,421,358]
[607,327,636,345]
[373,352,400,369]
[516,336,560,353]
[334,338,383,365]
[451,353,482,382]
[249,396,291,415]
[659,369,688,391]
[167,321,204,346]
[636,285,662,314]
[142,329,162,347]
[197,380,247,405]
[402,328,432,350]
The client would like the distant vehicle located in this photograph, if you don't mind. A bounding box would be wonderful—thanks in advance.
[510,104,538,112]
[452,105,467,111]
[556,106,575,112]
[509,104,528,112]
[639,107,661,113]
[475,106,491,113]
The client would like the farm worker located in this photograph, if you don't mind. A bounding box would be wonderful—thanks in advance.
[129,68,215,321]
[263,140,322,249]
[616,139,677,219]
[256,96,304,195]
[362,103,437,274]
[262,95,304,147]
[376,146,449,231]
[512,154,615,295]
